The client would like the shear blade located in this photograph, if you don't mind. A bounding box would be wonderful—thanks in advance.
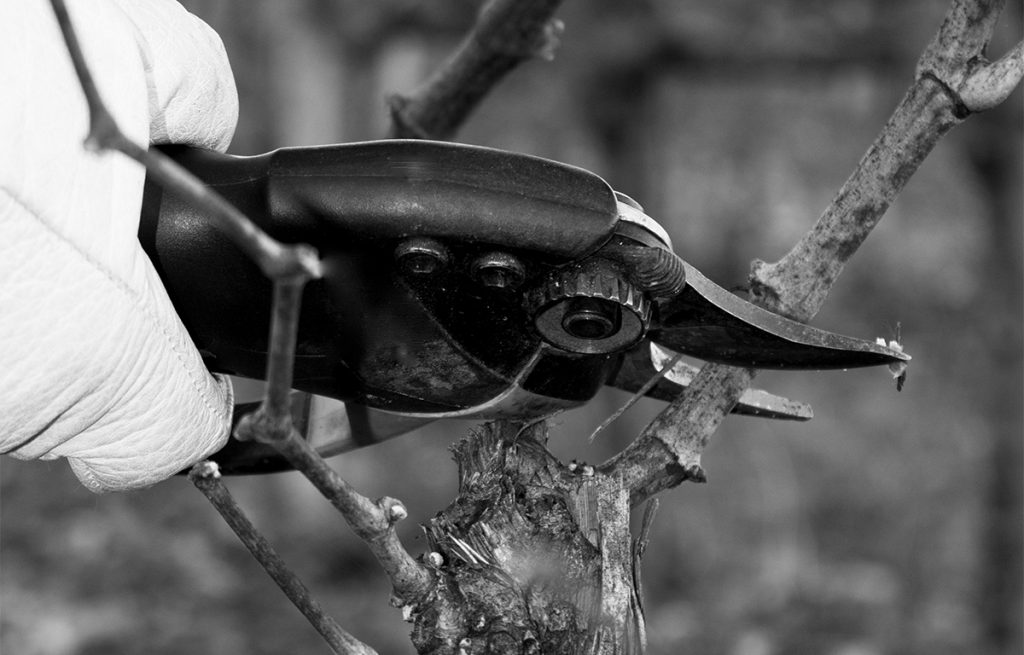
[608,341,813,420]
[650,262,910,370]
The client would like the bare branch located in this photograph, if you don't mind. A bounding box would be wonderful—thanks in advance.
[388,0,565,140]
[588,353,684,443]
[747,77,962,320]
[920,0,1007,70]
[751,0,1020,322]
[909,0,1024,112]
[600,364,748,506]
[604,0,1021,506]
[917,0,1024,110]
[189,462,376,655]
[234,278,309,442]
[237,424,434,603]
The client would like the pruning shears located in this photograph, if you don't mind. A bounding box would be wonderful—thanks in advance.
[139,140,908,473]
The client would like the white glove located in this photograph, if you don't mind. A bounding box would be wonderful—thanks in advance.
[0,0,239,491]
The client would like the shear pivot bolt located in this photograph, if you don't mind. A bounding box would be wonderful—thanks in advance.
[529,259,650,354]
[395,237,449,276]
[472,252,525,290]
[562,297,621,340]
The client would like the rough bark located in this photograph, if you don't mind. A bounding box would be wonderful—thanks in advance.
[405,421,645,655]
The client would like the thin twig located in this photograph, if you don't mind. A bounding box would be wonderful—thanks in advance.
[388,0,565,139]
[603,0,1022,506]
[264,280,305,417]
[233,278,310,442]
[588,353,684,443]
[189,462,376,655]
[246,427,434,603]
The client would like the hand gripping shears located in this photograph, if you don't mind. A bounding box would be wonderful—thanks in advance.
[139,140,908,473]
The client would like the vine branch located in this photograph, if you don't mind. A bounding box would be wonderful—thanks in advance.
[235,423,435,603]
[190,462,375,655]
[388,0,565,140]
[602,0,1022,506]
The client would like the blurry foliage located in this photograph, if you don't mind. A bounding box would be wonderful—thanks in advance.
[2,1,1020,654]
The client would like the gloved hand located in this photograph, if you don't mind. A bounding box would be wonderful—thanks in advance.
[0,0,239,491]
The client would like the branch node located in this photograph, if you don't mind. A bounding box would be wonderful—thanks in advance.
[683,463,707,484]
[533,18,565,61]
[233,407,293,444]
[189,460,221,482]
[83,112,127,154]
[960,40,1024,112]
[381,497,409,524]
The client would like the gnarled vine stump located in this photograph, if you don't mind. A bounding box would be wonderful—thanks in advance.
[409,421,647,655]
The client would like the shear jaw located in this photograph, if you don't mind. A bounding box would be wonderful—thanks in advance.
[605,192,911,373]
[575,190,908,418]
[608,341,814,421]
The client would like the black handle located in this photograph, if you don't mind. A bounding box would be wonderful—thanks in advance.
[139,140,621,413]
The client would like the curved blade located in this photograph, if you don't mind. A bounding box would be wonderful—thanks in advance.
[651,262,910,370]
[608,341,813,420]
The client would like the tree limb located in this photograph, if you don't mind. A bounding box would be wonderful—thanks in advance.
[752,0,1019,321]
[388,0,565,140]
[602,0,1022,507]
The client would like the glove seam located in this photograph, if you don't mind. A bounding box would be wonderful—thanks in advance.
[0,186,231,426]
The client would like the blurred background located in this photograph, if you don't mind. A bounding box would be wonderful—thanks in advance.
[2,1,1020,653]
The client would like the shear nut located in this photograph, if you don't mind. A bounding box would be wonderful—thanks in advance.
[471,252,525,290]
[395,237,449,276]
[530,260,650,355]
